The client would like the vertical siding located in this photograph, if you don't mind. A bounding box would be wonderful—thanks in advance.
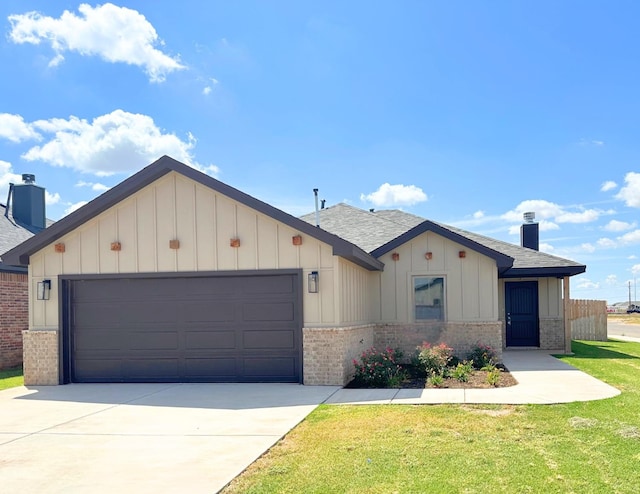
[28,172,344,329]
[498,277,562,319]
[380,231,498,323]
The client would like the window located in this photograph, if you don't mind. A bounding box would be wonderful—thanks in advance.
[414,276,445,321]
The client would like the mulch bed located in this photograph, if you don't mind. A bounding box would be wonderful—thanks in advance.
[346,364,518,389]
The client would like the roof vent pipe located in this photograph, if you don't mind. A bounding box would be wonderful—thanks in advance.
[22,174,36,184]
[313,188,320,227]
[523,211,535,224]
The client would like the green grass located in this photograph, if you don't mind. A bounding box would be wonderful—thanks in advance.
[223,340,640,493]
[0,366,24,390]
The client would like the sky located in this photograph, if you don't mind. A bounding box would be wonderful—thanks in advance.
[0,1,639,304]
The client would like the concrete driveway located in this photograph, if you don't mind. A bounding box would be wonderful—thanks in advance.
[0,383,339,494]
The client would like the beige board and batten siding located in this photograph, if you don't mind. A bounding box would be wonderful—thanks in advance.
[29,171,345,330]
[378,230,499,323]
[498,277,563,319]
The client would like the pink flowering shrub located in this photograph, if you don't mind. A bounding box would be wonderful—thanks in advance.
[352,347,405,388]
[417,342,453,376]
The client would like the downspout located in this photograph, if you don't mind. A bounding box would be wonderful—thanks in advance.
[563,276,572,354]
[4,183,14,219]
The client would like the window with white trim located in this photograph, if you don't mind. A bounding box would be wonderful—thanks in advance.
[414,276,445,321]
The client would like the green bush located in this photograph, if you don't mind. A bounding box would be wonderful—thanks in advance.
[352,347,406,388]
[486,365,501,386]
[417,342,453,376]
[467,343,497,370]
[428,373,445,388]
[451,360,474,382]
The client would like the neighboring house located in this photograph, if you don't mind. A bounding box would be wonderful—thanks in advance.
[0,175,49,370]
[3,156,586,386]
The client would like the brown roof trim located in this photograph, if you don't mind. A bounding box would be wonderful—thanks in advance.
[371,220,515,272]
[2,156,383,271]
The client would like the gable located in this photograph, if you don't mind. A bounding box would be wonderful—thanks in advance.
[3,156,382,271]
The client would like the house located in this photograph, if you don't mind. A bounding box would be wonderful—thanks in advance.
[0,175,49,370]
[3,156,586,386]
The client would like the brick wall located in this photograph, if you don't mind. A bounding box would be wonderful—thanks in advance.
[375,321,503,363]
[22,330,59,385]
[0,272,28,370]
[540,317,564,350]
[303,325,375,385]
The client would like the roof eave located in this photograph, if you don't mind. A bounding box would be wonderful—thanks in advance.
[371,220,514,270]
[500,265,587,278]
[2,155,383,271]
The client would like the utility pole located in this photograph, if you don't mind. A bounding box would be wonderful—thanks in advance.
[629,281,632,307]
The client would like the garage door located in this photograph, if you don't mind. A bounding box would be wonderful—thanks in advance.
[67,273,302,383]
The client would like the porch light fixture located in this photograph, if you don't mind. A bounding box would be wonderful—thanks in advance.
[37,279,51,301]
[308,271,319,293]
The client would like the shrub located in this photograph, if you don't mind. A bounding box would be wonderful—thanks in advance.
[467,343,497,370]
[451,360,474,382]
[428,373,445,388]
[352,347,405,388]
[486,366,502,386]
[417,342,453,376]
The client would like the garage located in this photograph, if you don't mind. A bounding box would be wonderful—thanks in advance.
[62,271,302,383]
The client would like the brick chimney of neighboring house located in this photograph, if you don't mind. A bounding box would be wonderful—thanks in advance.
[520,211,539,250]
[7,174,46,233]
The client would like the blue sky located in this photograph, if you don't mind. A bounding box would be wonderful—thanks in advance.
[1,1,639,304]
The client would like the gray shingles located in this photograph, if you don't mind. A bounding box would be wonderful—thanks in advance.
[300,203,585,274]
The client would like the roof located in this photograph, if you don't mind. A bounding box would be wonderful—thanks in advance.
[0,203,48,273]
[2,156,383,272]
[301,203,586,278]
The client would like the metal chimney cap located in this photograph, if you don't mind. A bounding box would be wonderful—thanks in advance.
[22,174,36,184]
[523,211,535,223]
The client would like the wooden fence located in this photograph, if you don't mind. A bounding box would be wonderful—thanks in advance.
[569,299,607,341]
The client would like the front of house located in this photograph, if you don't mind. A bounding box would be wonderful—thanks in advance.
[3,156,586,386]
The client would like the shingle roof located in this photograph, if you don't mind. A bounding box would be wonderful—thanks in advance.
[2,156,383,271]
[301,203,586,278]
[0,203,34,272]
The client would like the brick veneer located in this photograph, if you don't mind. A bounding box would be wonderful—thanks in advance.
[375,322,503,364]
[0,272,28,370]
[539,318,565,350]
[304,321,503,386]
[22,330,59,385]
[303,325,375,385]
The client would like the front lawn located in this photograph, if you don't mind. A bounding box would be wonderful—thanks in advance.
[0,367,23,391]
[223,340,640,493]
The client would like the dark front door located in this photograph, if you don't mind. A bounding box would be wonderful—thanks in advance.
[505,281,539,347]
[65,272,302,383]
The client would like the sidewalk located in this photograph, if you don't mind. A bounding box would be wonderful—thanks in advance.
[325,350,621,406]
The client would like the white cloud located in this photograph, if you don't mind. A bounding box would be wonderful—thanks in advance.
[0,161,22,201]
[8,3,185,83]
[616,172,640,208]
[0,113,41,142]
[555,209,601,223]
[18,110,218,177]
[45,191,60,205]
[76,181,110,192]
[580,243,596,253]
[539,242,554,252]
[360,183,427,207]
[202,78,219,95]
[632,265,640,276]
[601,180,617,192]
[604,219,636,232]
[579,138,604,147]
[606,274,618,285]
[64,200,88,216]
[501,200,564,223]
[597,237,617,249]
[472,210,484,219]
[629,255,638,260]
[576,277,600,289]
[618,229,640,245]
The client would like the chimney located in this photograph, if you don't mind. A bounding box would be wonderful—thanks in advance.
[10,174,46,232]
[520,212,539,250]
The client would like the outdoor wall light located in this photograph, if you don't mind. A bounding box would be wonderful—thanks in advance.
[37,279,51,301]
[308,271,319,293]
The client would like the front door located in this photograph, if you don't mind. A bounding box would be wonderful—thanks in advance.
[505,281,539,347]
